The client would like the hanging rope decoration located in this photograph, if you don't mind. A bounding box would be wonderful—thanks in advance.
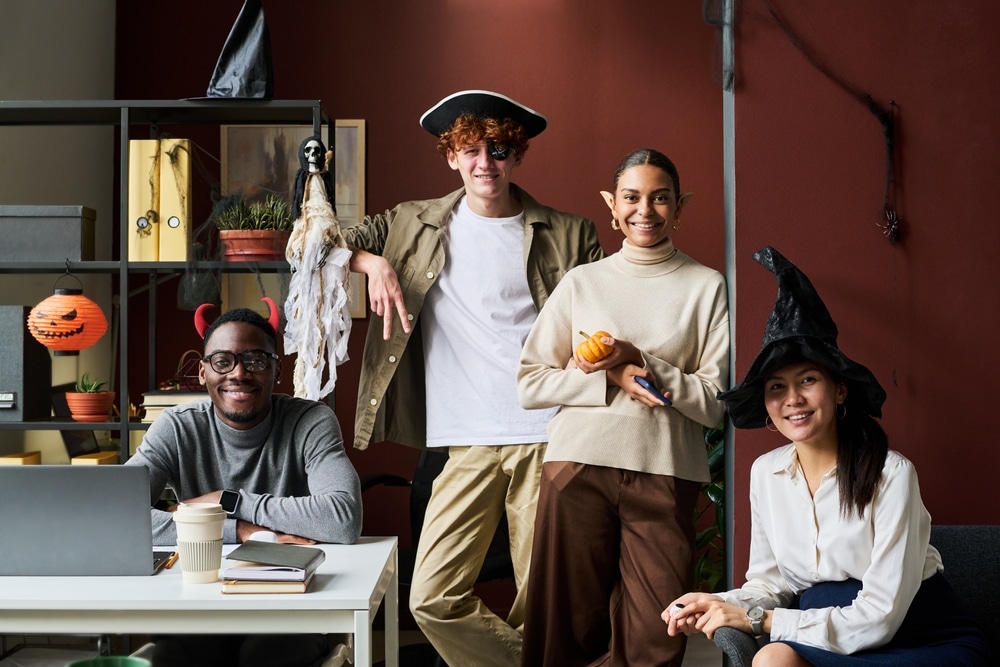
[764,0,901,244]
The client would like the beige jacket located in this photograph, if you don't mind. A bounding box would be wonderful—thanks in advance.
[343,184,604,450]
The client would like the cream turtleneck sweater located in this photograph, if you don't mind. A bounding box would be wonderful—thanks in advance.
[517,238,730,480]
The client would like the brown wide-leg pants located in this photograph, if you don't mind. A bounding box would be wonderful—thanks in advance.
[521,460,700,667]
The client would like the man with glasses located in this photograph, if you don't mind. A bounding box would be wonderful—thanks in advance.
[344,90,604,666]
[126,298,362,666]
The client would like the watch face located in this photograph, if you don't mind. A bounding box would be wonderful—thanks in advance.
[747,606,764,621]
[221,490,239,513]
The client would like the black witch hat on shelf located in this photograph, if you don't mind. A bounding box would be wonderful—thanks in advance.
[718,246,886,429]
[203,0,274,99]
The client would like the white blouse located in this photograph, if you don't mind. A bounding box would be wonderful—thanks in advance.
[717,445,943,654]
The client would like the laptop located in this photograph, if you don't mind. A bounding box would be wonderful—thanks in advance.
[0,465,169,576]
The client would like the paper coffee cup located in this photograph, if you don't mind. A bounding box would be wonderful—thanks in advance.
[173,502,226,584]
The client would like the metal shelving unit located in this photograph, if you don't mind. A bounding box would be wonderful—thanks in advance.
[0,100,330,459]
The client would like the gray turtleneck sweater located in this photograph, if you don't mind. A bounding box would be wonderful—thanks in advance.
[127,393,362,545]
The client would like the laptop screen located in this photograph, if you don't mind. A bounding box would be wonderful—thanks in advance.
[0,465,157,576]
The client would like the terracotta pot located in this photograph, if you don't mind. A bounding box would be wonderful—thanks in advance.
[65,391,116,423]
[219,230,291,262]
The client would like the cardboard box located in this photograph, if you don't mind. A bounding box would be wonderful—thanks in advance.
[0,451,42,465]
[0,205,96,262]
[70,451,118,465]
[0,306,52,422]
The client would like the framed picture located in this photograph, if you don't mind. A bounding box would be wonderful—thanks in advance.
[220,120,368,318]
[220,120,365,227]
[332,119,365,227]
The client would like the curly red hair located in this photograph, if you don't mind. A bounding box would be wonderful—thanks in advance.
[437,113,530,164]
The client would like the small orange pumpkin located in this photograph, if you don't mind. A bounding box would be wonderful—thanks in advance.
[576,330,613,363]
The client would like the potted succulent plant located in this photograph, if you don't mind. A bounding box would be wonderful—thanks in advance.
[213,193,292,262]
[64,372,116,423]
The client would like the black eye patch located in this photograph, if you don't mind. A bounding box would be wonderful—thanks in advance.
[488,142,512,160]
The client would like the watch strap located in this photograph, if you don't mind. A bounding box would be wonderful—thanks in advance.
[747,606,764,637]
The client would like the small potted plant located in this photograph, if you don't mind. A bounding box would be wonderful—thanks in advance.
[64,372,116,423]
[213,193,293,262]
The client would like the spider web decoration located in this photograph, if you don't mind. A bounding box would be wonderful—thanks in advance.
[764,0,902,244]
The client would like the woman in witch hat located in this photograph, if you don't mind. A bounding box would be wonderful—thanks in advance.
[663,247,991,666]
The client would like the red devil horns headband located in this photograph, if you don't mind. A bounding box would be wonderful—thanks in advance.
[194,297,280,339]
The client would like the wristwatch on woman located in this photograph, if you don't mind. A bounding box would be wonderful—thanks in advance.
[746,606,765,638]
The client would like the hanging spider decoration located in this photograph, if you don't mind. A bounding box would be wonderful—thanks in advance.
[765,1,903,245]
[878,208,901,243]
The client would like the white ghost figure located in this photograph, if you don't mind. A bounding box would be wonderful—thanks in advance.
[283,149,352,401]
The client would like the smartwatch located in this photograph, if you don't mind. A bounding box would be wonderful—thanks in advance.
[220,489,241,515]
[746,606,765,638]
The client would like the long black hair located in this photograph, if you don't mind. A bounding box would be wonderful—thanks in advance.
[834,373,889,518]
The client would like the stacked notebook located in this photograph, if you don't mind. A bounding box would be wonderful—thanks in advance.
[221,541,325,594]
[140,390,208,424]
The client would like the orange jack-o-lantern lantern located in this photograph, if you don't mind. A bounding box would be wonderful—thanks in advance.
[27,274,108,356]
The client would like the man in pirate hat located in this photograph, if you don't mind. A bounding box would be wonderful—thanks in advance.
[127,299,362,667]
[344,90,604,666]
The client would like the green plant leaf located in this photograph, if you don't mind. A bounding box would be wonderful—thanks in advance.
[704,482,725,506]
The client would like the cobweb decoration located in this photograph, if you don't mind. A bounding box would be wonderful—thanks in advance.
[764,0,902,244]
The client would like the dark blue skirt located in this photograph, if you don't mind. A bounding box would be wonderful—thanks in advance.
[780,573,992,666]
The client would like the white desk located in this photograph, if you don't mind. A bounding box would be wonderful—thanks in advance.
[0,536,398,667]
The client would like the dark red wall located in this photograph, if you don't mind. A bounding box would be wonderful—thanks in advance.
[729,0,1000,581]
[115,0,725,550]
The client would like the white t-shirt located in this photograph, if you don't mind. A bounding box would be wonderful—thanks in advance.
[421,197,556,447]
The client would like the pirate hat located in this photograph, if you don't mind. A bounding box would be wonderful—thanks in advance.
[419,90,547,138]
[718,246,886,428]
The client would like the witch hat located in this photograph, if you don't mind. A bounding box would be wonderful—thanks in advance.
[204,0,274,99]
[718,246,886,428]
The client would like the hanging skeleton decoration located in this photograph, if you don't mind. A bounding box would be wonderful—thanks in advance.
[282,135,352,401]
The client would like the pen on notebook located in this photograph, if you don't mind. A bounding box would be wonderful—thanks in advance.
[164,552,179,569]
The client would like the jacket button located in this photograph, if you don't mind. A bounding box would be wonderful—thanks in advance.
[388,355,397,363]
[426,271,434,279]
[407,313,414,321]
[369,398,377,406]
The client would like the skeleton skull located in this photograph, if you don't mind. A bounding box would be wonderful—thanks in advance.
[303,139,324,172]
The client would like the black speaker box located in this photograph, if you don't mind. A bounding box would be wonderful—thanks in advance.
[0,306,52,421]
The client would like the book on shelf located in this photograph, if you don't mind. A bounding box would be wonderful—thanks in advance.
[221,572,315,594]
[221,541,326,582]
[140,389,208,423]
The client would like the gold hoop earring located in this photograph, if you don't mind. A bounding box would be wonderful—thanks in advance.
[837,403,847,419]
[672,218,682,231]
[611,218,620,230]
[765,416,778,432]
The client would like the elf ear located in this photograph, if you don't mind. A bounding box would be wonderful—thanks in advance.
[677,192,694,215]
[600,190,615,211]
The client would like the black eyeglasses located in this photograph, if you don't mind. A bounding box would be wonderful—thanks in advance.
[201,350,279,374]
